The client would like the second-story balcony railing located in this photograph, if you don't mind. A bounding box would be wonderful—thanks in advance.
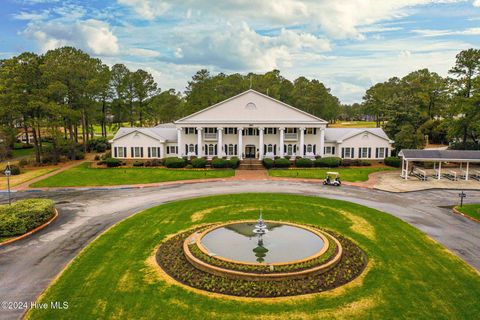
[204,133,217,140]
[284,133,298,140]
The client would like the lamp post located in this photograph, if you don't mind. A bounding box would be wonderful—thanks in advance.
[458,190,466,208]
[5,162,12,205]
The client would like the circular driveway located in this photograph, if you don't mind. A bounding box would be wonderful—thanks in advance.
[0,181,479,320]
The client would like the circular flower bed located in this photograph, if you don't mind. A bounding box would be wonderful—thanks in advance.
[156,223,367,297]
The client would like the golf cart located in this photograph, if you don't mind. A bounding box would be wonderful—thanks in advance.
[323,172,341,186]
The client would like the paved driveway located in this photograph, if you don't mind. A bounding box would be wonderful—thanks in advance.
[0,181,479,320]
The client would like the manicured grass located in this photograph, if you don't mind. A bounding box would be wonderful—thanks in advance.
[455,204,480,221]
[30,163,234,187]
[0,167,57,190]
[27,194,480,320]
[329,121,377,128]
[269,167,394,182]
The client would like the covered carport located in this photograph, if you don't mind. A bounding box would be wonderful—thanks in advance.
[398,149,480,181]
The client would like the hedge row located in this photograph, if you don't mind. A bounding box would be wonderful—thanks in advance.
[384,156,401,168]
[0,199,56,237]
[263,157,343,169]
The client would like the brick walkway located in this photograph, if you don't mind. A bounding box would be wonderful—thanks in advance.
[232,170,269,180]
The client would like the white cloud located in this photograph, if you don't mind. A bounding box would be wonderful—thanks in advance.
[474,0,480,7]
[23,19,119,55]
[413,27,480,36]
[128,48,160,58]
[12,10,50,21]
[117,0,170,20]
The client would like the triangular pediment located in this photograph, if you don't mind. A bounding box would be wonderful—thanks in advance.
[176,90,327,124]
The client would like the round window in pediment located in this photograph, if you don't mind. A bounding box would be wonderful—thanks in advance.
[245,102,257,110]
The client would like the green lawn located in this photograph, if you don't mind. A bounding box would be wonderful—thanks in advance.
[27,194,480,320]
[11,142,52,159]
[269,167,394,182]
[30,163,234,187]
[455,204,480,221]
[329,121,377,128]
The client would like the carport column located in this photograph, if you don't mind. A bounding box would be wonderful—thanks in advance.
[196,127,203,157]
[401,157,405,178]
[279,127,285,157]
[319,128,325,157]
[466,162,469,181]
[238,128,243,160]
[217,127,223,157]
[405,160,409,180]
[299,127,305,157]
[177,127,183,158]
[259,127,264,160]
[438,162,442,180]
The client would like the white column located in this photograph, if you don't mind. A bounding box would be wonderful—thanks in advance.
[196,127,203,157]
[259,127,264,160]
[160,143,165,159]
[299,127,305,157]
[466,162,469,181]
[319,127,325,157]
[405,160,409,180]
[279,127,285,157]
[238,128,243,160]
[177,128,183,158]
[438,162,442,180]
[217,127,223,157]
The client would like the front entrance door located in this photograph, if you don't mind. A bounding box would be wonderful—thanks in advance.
[245,145,256,158]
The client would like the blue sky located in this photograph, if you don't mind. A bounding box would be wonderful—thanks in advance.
[1,0,480,104]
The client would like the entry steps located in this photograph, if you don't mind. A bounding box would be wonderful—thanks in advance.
[238,159,264,170]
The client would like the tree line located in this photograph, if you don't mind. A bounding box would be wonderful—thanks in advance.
[0,47,341,164]
[341,48,480,151]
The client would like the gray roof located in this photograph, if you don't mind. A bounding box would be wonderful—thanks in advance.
[112,127,177,142]
[324,128,391,142]
[399,149,480,161]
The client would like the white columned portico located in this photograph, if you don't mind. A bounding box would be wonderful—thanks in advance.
[238,128,243,160]
[319,128,325,157]
[299,127,305,157]
[279,127,285,157]
[217,127,223,157]
[196,127,203,157]
[259,127,264,160]
[177,128,183,157]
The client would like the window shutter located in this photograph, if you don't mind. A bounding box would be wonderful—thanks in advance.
[304,145,306,154]
[140,148,144,158]
[123,147,126,158]
[314,128,317,135]
[284,145,286,153]
[148,147,151,158]
[114,147,117,157]
[215,144,217,155]
[293,145,297,153]
[204,144,207,155]
[234,144,237,155]
[195,144,198,155]
[332,147,335,155]
[351,148,354,158]
[131,147,134,158]
[274,144,277,155]
[341,148,344,158]
[385,148,389,157]
[274,128,277,135]
[158,147,161,158]
[264,144,266,155]
[313,145,316,154]
[358,148,361,158]
[368,148,371,158]
[375,148,378,158]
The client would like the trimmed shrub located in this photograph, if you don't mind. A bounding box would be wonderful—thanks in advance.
[3,164,20,175]
[361,160,372,166]
[211,158,229,168]
[295,158,313,168]
[0,199,56,237]
[103,158,122,168]
[191,157,207,168]
[274,158,291,168]
[384,156,401,168]
[87,137,110,153]
[185,164,193,169]
[314,157,342,167]
[145,159,163,167]
[133,161,144,167]
[164,157,186,168]
[229,157,240,169]
[263,158,274,169]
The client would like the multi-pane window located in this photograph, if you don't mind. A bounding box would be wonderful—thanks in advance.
[306,144,313,153]
[167,146,178,154]
[267,144,273,153]
[325,146,332,154]
[360,147,370,158]
[227,144,235,155]
[184,127,196,134]
[206,144,215,156]
[376,147,386,158]
[117,147,124,158]
[188,144,195,153]
[243,128,259,136]
[287,144,294,155]
[133,147,142,157]
[225,128,238,134]
[265,128,277,134]
[150,147,158,158]
[204,128,217,134]
[306,128,317,135]
[285,128,297,134]
[344,148,351,158]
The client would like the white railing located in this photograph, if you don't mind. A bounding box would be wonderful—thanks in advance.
[204,133,217,140]
[284,133,297,140]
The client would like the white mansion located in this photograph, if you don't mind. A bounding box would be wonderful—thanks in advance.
[111,90,393,161]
